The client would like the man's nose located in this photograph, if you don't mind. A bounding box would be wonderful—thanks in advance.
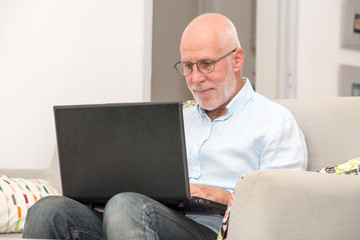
[191,65,206,83]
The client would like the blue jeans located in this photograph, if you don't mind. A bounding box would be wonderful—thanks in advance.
[23,193,217,240]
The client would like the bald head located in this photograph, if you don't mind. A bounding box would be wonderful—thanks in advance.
[180,13,241,53]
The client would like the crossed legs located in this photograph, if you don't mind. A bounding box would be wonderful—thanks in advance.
[23,193,217,240]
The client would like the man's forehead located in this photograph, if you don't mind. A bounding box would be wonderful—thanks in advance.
[180,48,219,62]
[181,32,218,52]
[180,36,221,60]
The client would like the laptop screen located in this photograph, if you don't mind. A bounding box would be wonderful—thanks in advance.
[54,102,190,206]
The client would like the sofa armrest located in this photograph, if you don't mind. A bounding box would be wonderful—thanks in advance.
[227,170,360,240]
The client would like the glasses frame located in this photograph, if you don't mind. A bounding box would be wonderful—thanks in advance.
[174,48,237,77]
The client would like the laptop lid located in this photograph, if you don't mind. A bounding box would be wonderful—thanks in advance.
[54,101,191,207]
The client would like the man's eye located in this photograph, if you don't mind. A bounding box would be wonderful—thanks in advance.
[183,63,193,69]
[199,60,214,69]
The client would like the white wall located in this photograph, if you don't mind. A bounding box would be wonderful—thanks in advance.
[256,0,360,99]
[255,0,279,99]
[0,0,152,169]
[296,0,360,97]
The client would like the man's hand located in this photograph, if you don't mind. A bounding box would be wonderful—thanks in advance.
[190,183,231,205]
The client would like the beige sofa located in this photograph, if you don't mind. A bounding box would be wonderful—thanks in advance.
[227,97,360,239]
[1,97,359,239]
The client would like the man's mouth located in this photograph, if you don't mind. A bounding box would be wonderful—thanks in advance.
[193,88,213,96]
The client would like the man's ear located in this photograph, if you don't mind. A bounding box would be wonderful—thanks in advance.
[232,48,245,73]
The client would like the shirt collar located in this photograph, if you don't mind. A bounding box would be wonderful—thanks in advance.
[196,78,255,120]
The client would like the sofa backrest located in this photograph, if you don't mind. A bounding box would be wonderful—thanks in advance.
[275,97,360,171]
[0,148,62,194]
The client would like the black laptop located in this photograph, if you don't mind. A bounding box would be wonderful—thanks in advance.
[54,101,227,214]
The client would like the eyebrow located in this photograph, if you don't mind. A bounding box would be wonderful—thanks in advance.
[181,56,213,62]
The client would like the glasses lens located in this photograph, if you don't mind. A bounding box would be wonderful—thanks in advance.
[198,60,215,74]
[176,62,192,76]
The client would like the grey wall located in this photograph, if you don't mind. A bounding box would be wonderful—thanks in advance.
[151,0,196,101]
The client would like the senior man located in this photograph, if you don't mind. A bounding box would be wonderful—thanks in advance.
[23,13,307,240]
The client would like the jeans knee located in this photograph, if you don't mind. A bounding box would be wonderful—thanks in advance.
[27,196,61,221]
[24,196,71,237]
[24,196,103,239]
[104,193,155,239]
[104,192,152,222]
[106,192,145,210]
[26,195,88,229]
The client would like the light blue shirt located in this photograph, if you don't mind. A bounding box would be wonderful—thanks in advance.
[184,78,308,232]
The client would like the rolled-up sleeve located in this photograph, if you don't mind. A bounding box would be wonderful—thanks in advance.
[259,118,308,171]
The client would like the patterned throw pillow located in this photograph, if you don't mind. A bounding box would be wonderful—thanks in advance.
[0,174,60,233]
[217,188,236,240]
[318,158,360,175]
[182,100,197,109]
[217,175,245,240]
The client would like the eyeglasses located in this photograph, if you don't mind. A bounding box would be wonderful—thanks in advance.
[174,49,237,77]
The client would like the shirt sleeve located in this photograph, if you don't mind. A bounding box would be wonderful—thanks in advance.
[259,118,308,170]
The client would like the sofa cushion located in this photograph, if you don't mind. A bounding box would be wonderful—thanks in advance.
[0,174,59,233]
[217,157,360,240]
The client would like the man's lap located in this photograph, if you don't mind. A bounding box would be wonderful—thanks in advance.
[23,194,217,240]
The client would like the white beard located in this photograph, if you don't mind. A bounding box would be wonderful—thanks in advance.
[193,68,237,111]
